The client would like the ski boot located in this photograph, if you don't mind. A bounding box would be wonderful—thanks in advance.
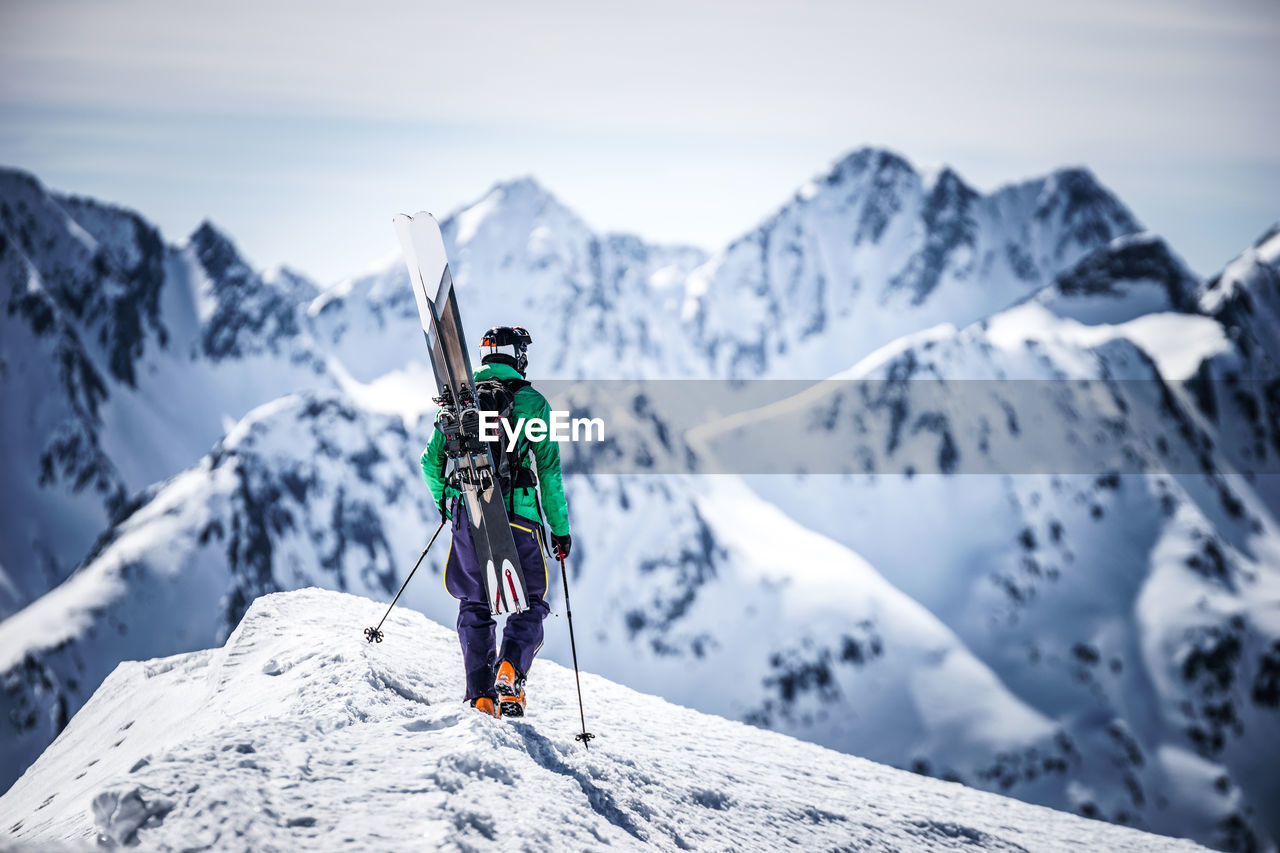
[494,661,526,717]
[470,696,500,717]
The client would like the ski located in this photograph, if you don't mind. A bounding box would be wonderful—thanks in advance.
[394,211,530,615]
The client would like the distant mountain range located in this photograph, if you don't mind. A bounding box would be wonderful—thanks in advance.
[1,148,1277,851]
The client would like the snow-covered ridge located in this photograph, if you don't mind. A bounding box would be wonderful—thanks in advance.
[304,146,1142,383]
[1031,232,1201,323]
[0,588,1206,852]
[1197,221,1280,370]
[687,148,1144,378]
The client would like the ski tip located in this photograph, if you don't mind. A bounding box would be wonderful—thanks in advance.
[392,211,439,227]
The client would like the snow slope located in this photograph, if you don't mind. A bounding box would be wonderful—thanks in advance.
[0,588,1205,852]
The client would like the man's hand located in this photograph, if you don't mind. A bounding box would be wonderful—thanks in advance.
[552,533,572,560]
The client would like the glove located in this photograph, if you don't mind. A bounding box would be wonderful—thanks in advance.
[438,497,450,522]
[551,533,572,560]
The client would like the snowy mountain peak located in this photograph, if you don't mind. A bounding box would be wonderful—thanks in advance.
[929,164,976,197]
[1254,221,1280,262]
[265,264,321,304]
[1200,221,1280,311]
[691,149,1143,377]
[0,172,171,385]
[1197,221,1280,368]
[825,145,916,184]
[1038,231,1202,323]
[1041,164,1107,194]
[1032,166,1142,247]
[189,219,250,281]
[0,165,48,207]
[490,174,554,202]
[186,219,308,361]
[0,588,1207,852]
[448,175,588,247]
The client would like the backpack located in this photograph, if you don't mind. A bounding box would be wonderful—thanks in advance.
[474,377,535,497]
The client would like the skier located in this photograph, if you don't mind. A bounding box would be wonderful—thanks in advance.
[419,325,572,718]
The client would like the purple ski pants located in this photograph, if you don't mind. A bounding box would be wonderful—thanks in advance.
[443,500,551,700]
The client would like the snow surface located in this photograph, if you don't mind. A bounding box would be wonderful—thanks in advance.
[0,588,1205,852]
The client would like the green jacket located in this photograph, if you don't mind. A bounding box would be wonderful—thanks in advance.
[419,361,571,538]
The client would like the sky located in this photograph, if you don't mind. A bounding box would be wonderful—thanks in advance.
[1,0,1277,284]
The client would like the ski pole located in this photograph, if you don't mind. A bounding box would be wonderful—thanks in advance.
[557,551,595,748]
[364,519,447,643]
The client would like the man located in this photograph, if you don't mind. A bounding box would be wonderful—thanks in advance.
[419,325,572,718]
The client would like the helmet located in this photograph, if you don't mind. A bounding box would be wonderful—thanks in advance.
[480,325,532,375]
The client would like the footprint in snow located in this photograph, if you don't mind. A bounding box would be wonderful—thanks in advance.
[261,658,291,676]
[403,714,460,733]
